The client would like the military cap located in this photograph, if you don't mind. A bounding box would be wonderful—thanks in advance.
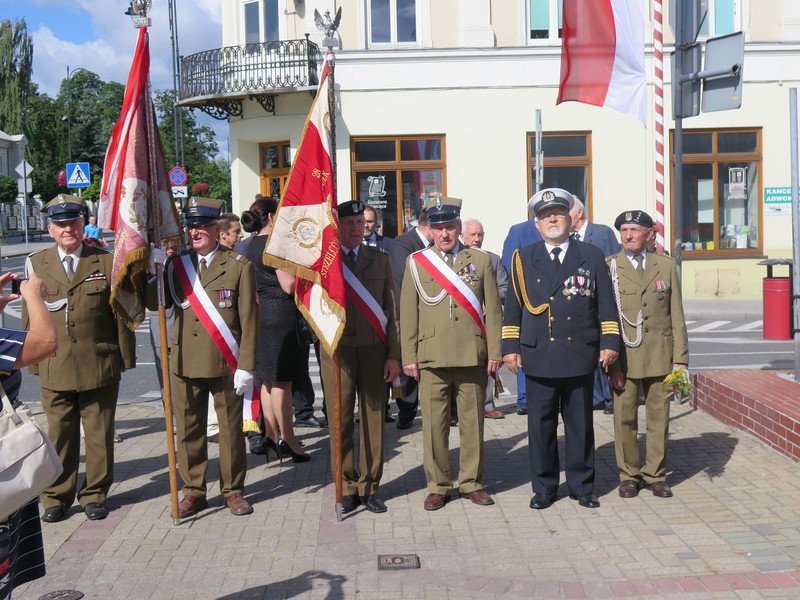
[337,200,365,218]
[42,193,86,222]
[184,196,224,225]
[426,196,463,225]
[529,188,573,217]
[614,210,654,230]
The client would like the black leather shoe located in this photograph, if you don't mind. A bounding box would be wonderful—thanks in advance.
[384,408,395,423]
[84,502,109,520]
[449,417,458,427]
[570,493,600,509]
[248,434,266,455]
[396,418,413,430]
[295,415,325,428]
[529,493,556,510]
[516,407,528,416]
[42,505,67,523]
[341,494,361,514]
[363,495,387,513]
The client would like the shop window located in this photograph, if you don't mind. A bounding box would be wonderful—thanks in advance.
[528,0,563,41]
[260,141,291,200]
[368,0,417,46]
[670,128,761,256]
[527,131,592,213]
[351,135,446,237]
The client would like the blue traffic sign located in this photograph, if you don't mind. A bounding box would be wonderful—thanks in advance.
[66,162,91,188]
[169,166,188,186]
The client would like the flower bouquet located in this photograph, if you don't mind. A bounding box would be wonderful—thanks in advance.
[664,366,690,397]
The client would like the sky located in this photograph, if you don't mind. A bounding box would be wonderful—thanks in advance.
[0,0,228,155]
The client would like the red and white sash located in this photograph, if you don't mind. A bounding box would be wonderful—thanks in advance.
[342,264,387,343]
[412,248,485,335]
[171,254,261,429]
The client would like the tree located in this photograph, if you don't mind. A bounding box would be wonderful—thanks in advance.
[24,89,63,201]
[0,19,32,134]
[153,90,218,174]
[0,175,16,203]
[190,159,232,206]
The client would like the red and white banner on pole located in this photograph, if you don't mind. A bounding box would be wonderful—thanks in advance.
[557,0,647,125]
[653,0,666,252]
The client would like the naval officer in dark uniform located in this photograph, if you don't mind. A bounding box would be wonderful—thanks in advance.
[501,188,620,510]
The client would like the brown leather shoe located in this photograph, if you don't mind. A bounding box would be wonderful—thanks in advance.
[459,489,495,506]
[484,409,505,419]
[423,493,449,511]
[618,480,641,498]
[208,433,220,443]
[178,495,208,518]
[226,493,253,516]
[649,482,673,498]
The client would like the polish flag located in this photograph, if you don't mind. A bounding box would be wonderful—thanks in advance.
[557,0,647,125]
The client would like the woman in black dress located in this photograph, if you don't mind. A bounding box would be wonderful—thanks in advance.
[0,273,58,600]
[241,197,309,462]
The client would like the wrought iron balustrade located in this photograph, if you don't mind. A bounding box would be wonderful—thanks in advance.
[178,36,322,119]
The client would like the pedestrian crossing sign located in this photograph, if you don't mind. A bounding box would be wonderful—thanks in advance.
[66,162,91,188]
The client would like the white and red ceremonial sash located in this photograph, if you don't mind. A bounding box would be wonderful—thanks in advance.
[342,264,387,343]
[171,255,260,426]
[413,248,485,335]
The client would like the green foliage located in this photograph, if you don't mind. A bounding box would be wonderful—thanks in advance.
[154,90,219,175]
[0,19,32,134]
[82,175,102,202]
[24,89,62,201]
[0,175,16,203]
[190,159,232,207]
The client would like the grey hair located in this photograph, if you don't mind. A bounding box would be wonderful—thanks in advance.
[462,218,483,230]
[571,196,585,213]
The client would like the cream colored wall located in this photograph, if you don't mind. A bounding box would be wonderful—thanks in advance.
[431,0,459,48]
[491,1,523,47]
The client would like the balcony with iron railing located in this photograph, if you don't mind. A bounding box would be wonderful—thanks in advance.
[177,35,323,120]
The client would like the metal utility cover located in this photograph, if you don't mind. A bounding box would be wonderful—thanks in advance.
[377,554,421,570]
[703,31,745,113]
[38,591,85,600]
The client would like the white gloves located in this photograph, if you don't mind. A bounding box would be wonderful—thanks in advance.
[148,244,167,275]
[233,369,254,395]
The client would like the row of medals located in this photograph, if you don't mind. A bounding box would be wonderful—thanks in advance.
[217,290,233,308]
[563,275,595,297]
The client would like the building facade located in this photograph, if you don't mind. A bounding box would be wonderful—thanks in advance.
[178,0,800,299]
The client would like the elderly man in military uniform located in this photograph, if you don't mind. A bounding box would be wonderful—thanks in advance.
[400,198,502,511]
[152,197,257,518]
[321,200,401,514]
[607,211,689,499]
[502,188,620,510]
[23,194,136,523]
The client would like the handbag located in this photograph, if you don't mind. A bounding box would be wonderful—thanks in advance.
[0,382,63,522]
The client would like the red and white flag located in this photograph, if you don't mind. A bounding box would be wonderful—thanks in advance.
[557,0,647,125]
[263,55,346,354]
[98,27,181,329]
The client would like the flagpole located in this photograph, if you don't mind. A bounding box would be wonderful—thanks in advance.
[143,53,181,527]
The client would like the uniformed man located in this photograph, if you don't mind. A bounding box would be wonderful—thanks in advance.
[321,200,401,514]
[502,188,620,510]
[23,194,136,523]
[607,211,689,499]
[400,198,502,511]
[152,197,257,518]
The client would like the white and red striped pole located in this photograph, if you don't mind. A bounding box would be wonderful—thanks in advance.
[653,0,666,252]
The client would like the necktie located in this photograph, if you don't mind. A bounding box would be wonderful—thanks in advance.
[199,258,207,279]
[444,253,454,267]
[63,255,75,281]
[348,249,357,263]
[632,254,643,281]
[551,247,562,266]
[574,232,581,241]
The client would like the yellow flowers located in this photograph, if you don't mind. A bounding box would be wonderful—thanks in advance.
[664,366,691,395]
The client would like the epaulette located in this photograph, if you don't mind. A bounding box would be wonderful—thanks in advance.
[27,247,47,258]
[362,245,388,255]
[410,247,427,257]
[465,246,487,255]
[234,253,251,264]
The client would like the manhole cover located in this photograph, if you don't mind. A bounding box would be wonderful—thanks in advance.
[38,591,84,600]
[377,554,420,570]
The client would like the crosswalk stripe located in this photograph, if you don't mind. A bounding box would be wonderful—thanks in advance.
[726,320,763,332]
[687,320,731,332]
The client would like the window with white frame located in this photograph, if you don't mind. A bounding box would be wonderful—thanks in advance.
[368,0,417,46]
[528,0,563,41]
[698,0,740,37]
[243,0,280,45]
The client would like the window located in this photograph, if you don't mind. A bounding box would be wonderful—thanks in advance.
[698,0,739,37]
[243,0,280,45]
[351,135,446,237]
[260,141,292,199]
[368,0,417,46]
[670,128,761,256]
[527,132,592,212]
[528,0,563,41]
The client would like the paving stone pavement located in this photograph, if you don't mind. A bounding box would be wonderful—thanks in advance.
[13,393,800,600]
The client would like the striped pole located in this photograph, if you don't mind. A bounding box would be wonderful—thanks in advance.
[653,0,666,252]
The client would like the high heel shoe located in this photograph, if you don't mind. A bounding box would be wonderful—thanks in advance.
[264,438,282,465]
[278,439,310,463]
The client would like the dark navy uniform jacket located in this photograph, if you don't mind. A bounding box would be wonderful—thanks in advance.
[501,240,620,379]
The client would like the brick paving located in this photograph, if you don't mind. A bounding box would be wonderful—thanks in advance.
[12,384,800,599]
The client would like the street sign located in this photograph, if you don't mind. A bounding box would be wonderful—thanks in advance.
[17,178,32,194]
[14,160,33,178]
[171,186,188,199]
[702,31,744,113]
[672,43,702,119]
[669,0,707,44]
[66,162,91,188]
[169,166,188,186]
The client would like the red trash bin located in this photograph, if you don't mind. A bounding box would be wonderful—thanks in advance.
[762,276,792,340]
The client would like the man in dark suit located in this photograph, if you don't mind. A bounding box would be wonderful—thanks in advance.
[500,195,545,417]
[569,196,621,414]
[362,205,392,252]
[24,194,137,523]
[502,188,620,510]
[387,207,433,429]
